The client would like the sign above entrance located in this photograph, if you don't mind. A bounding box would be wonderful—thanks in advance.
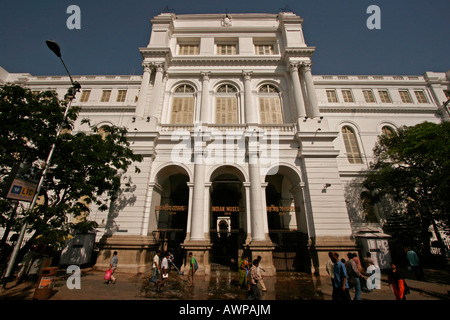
[266,205,296,215]
[212,206,240,216]
[156,204,187,215]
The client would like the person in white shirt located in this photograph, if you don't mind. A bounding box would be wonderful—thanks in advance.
[157,252,170,292]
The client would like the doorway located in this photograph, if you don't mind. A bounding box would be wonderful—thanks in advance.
[210,173,246,270]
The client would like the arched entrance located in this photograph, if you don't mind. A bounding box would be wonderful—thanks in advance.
[209,166,247,270]
[152,165,190,268]
[265,165,310,272]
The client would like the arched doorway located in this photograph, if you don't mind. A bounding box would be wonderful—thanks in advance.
[265,165,310,272]
[209,166,247,270]
[152,165,190,269]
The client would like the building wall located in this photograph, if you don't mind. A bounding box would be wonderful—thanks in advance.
[1,12,449,274]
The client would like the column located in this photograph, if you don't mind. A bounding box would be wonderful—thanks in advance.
[247,133,266,241]
[301,62,321,118]
[200,72,211,124]
[289,63,307,119]
[135,63,152,118]
[147,63,165,119]
[243,71,257,124]
[189,133,206,241]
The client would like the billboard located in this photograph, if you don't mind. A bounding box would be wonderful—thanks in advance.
[2,163,41,202]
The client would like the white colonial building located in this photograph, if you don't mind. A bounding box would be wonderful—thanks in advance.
[1,11,449,274]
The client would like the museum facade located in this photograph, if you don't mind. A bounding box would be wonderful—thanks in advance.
[1,11,448,275]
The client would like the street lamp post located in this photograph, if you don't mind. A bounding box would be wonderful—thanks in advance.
[1,41,80,289]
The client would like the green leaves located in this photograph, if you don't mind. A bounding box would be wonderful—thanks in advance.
[363,121,450,251]
[0,84,142,247]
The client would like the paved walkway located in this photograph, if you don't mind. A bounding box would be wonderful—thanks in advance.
[1,267,449,301]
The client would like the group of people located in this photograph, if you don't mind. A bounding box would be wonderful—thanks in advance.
[326,251,380,300]
[149,250,197,291]
[327,249,425,301]
[106,250,197,291]
[238,254,267,300]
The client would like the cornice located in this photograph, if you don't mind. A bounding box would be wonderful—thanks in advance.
[319,105,439,114]
[169,55,283,67]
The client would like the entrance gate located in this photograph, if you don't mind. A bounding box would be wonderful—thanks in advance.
[210,173,246,270]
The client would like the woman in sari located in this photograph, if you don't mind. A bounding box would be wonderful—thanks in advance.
[238,255,249,288]
[388,262,408,300]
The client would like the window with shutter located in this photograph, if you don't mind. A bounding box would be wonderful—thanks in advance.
[170,84,195,124]
[215,84,238,124]
[342,126,363,164]
[258,84,283,124]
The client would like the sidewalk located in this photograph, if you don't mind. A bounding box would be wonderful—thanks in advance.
[1,267,449,301]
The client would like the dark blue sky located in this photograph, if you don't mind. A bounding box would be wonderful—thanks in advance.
[0,0,448,76]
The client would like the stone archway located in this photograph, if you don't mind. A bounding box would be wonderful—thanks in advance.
[265,165,311,272]
[208,165,248,270]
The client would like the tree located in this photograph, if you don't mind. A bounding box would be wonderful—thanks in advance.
[362,121,450,257]
[0,84,142,252]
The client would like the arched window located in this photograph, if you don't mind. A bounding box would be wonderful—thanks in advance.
[258,84,283,124]
[171,84,195,124]
[342,126,363,164]
[381,125,395,137]
[215,84,238,124]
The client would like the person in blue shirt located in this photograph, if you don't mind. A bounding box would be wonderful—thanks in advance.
[331,252,351,300]
[405,247,424,280]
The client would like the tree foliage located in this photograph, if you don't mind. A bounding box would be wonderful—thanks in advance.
[363,121,450,254]
[0,84,142,248]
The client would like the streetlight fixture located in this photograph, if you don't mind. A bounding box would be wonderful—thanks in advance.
[2,41,81,288]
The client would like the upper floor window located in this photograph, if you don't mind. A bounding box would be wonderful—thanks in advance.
[342,90,354,103]
[80,90,91,102]
[363,90,376,103]
[216,84,238,124]
[100,90,111,102]
[217,44,237,55]
[171,84,195,124]
[258,84,283,124]
[326,90,338,103]
[255,44,274,55]
[378,90,392,103]
[342,126,363,164]
[116,90,127,102]
[399,90,412,103]
[179,44,199,55]
[414,90,429,103]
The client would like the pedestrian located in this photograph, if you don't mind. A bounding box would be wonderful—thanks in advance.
[168,251,174,272]
[151,250,161,284]
[188,252,197,287]
[362,252,375,292]
[326,251,336,299]
[405,247,424,280]
[345,252,363,300]
[388,262,409,300]
[331,252,351,300]
[109,251,118,284]
[256,256,267,292]
[363,252,374,270]
[16,246,38,283]
[238,254,249,289]
[157,252,170,292]
[247,259,262,300]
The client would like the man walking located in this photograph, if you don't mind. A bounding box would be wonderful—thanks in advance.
[405,247,424,280]
[151,250,161,284]
[332,252,351,300]
[188,252,197,287]
[247,259,262,300]
[157,252,170,292]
